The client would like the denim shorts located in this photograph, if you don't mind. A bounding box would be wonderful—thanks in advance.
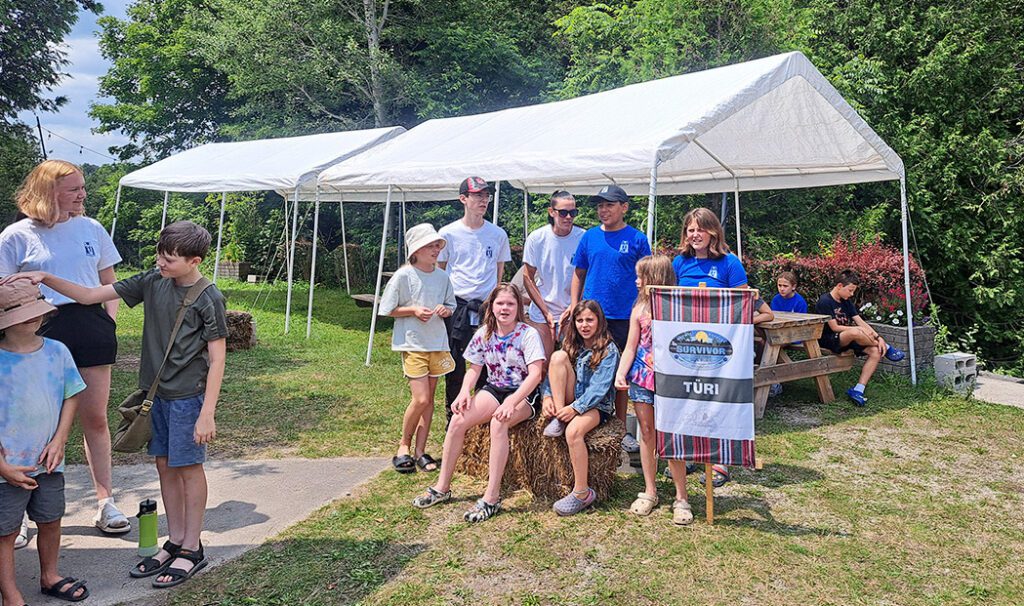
[149,394,207,467]
[0,472,64,535]
[628,382,654,405]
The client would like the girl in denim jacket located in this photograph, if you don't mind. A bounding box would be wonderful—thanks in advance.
[542,300,619,515]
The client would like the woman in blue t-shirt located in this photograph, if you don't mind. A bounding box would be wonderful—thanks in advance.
[672,207,748,289]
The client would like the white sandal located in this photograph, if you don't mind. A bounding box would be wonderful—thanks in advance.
[14,515,29,549]
[629,492,658,516]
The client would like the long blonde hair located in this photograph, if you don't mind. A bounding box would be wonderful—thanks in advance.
[15,160,83,227]
[633,254,676,317]
[560,300,614,370]
[480,283,526,340]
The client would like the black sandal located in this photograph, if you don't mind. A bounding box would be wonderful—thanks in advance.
[130,540,181,578]
[40,576,89,602]
[392,454,416,474]
[415,453,439,472]
[151,544,208,588]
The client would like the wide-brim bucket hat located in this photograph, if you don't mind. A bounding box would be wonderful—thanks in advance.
[405,223,446,261]
[0,280,56,331]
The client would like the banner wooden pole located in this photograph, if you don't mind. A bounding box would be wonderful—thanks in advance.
[705,463,714,524]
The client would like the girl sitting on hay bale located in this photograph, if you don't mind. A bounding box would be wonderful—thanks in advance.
[412,283,545,523]
[542,300,619,516]
[615,255,693,525]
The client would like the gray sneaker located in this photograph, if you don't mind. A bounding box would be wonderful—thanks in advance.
[621,433,641,453]
[768,383,783,397]
[543,418,566,437]
[552,488,596,516]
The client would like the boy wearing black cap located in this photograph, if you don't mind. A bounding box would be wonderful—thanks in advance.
[438,177,512,421]
[569,184,651,451]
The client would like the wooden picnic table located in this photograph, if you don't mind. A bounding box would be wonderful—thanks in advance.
[753,311,854,418]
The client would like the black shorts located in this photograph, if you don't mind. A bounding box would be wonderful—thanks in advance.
[819,335,865,357]
[479,384,541,419]
[607,319,630,352]
[42,303,117,367]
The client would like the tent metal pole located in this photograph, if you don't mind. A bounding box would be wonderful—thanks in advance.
[522,188,529,243]
[160,191,169,230]
[306,185,321,339]
[213,192,227,282]
[339,196,351,294]
[366,185,393,366]
[109,184,122,238]
[900,177,917,384]
[284,187,299,334]
[493,180,501,225]
[733,181,742,260]
[399,191,407,266]
[646,165,658,243]
[720,192,728,224]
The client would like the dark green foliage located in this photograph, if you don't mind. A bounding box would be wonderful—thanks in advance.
[0,125,42,224]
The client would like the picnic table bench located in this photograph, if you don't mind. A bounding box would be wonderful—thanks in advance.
[753,311,854,418]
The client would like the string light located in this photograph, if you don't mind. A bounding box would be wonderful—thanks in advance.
[35,123,118,162]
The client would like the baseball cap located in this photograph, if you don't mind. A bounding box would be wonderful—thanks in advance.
[589,184,629,204]
[0,280,56,331]
[459,177,495,195]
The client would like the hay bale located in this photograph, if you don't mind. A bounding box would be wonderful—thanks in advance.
[225,310,256,351]
[453,415,625,503]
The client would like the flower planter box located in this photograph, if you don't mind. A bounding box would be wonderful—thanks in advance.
[868,322,936,376]
[216,261,251,281]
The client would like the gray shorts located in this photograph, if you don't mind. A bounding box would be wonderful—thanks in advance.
[0,472,65,536]
[149,394,207,467]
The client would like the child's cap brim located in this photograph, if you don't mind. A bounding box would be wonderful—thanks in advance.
[0,297,56,331]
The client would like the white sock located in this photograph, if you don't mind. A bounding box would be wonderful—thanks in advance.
[98,497,115,509]
[854,383,866,393]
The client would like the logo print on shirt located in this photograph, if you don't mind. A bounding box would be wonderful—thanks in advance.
[708,266,718,280]
[84,242,96,257]
[619,241,629,254]
[486,245,493,259]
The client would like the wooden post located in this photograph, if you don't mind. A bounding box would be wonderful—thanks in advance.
[705,463,714,524]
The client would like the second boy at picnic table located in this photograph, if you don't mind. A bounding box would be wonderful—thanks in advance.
[570,184,650,453]
[5,221,228,588]
[771,271,807,313]
[815,269,905,407]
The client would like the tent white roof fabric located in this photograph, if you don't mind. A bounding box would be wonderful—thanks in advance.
[317,52,903,200]
[119,127,405,193]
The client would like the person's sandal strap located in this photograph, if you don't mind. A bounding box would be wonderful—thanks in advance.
[415,454,439,471]
[41,576,89,602]
[130,541,181,578]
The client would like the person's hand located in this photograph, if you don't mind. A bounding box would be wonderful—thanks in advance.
[194,414,216,444]
[555,405,579,422]
[0,271,46,286]
[452,392,471,415]
[541,396,556,419]
[413,307,434,322]
[431,304,451,319]
[0,463,38,490]
[38,438,66,473]
[558,307,573,328]
[493,400,517,422]
[614,373,629,391]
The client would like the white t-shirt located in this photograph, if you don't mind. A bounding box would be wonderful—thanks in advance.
[522,224,584,323]
[0,217,122,306]
[377,264,456,352]
[437,218,512,308]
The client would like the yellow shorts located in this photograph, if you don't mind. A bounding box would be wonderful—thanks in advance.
[401,351,456,379]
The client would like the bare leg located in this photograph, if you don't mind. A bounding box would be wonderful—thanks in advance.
[614,390,628,422]
[399,376,433,458]
[839,328,884,387]
[413,376,439,459]
[666,460,689,502]
[37,519,86,599]
[483,400,534,503]
[78,365,114,501]
[634,402,658,496]
[432,395,498,494]
[156,464,208,583]
[565,410,602,492]
[157,457,186,545]
[0,532,25,606]
[548,350,576,412]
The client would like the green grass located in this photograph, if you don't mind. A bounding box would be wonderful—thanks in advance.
[88,278,1024,605]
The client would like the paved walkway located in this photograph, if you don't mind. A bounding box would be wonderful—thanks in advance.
[13,457,388,606]
[973,371,1024,409]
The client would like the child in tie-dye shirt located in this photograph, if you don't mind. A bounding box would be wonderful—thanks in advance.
[0,280,89,604]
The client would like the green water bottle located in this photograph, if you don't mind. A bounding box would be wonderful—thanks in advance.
[137,499,158,557]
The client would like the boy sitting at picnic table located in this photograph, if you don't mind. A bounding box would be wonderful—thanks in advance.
[815,270,905,407]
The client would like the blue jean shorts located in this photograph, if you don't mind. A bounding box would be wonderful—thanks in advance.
[149,394,207,467]
[628,382,654,405]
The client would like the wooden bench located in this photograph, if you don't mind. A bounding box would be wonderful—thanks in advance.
[455,415,625,502]
[351,293,378,307]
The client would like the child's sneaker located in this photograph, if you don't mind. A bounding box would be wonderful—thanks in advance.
[768,383,783,397]
[553,488,596,516]
[885,345,906,362]
[621,433,641,453]
[846,387,867,407]
[95,500,131,534]
[542,418,566,437]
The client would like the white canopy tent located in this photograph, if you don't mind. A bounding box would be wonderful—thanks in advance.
[317,51,919,383]
[111,127,405,334]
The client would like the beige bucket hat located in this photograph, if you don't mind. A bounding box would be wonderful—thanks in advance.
[0,280,56,331]
[405,223,446,261]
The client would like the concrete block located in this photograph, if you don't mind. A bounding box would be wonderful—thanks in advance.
[935,352,977,394]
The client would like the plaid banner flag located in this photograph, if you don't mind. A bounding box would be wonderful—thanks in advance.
[651,286,757,468]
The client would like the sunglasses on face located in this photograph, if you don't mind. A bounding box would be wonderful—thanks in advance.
[553,208,579,218]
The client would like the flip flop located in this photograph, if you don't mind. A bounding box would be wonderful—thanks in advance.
[392,454,416,474]
[415,453,439,472]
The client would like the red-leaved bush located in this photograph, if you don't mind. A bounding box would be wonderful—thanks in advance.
[746,235,929,323]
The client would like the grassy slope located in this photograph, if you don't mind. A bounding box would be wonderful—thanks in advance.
[92,280,1024,606]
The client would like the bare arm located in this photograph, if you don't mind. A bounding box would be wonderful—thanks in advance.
[615,309,642,389]
[753,302,774,325]
[39,393,80,473]
[496,261,505,284]
[522,263,551,318]
[99,266,120,320]
[194,337,226,444]
[570,267,586,309]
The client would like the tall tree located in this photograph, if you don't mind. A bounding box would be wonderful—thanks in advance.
[0,0,99,123]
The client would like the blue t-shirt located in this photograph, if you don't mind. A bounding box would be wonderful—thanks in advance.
[0,338,86,480]
[672,253,747,288]
[771,292,808,313]
[572,225,651,320]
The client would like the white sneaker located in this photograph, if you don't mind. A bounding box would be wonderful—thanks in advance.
[94,501,131,534]
[14,514,29,549]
